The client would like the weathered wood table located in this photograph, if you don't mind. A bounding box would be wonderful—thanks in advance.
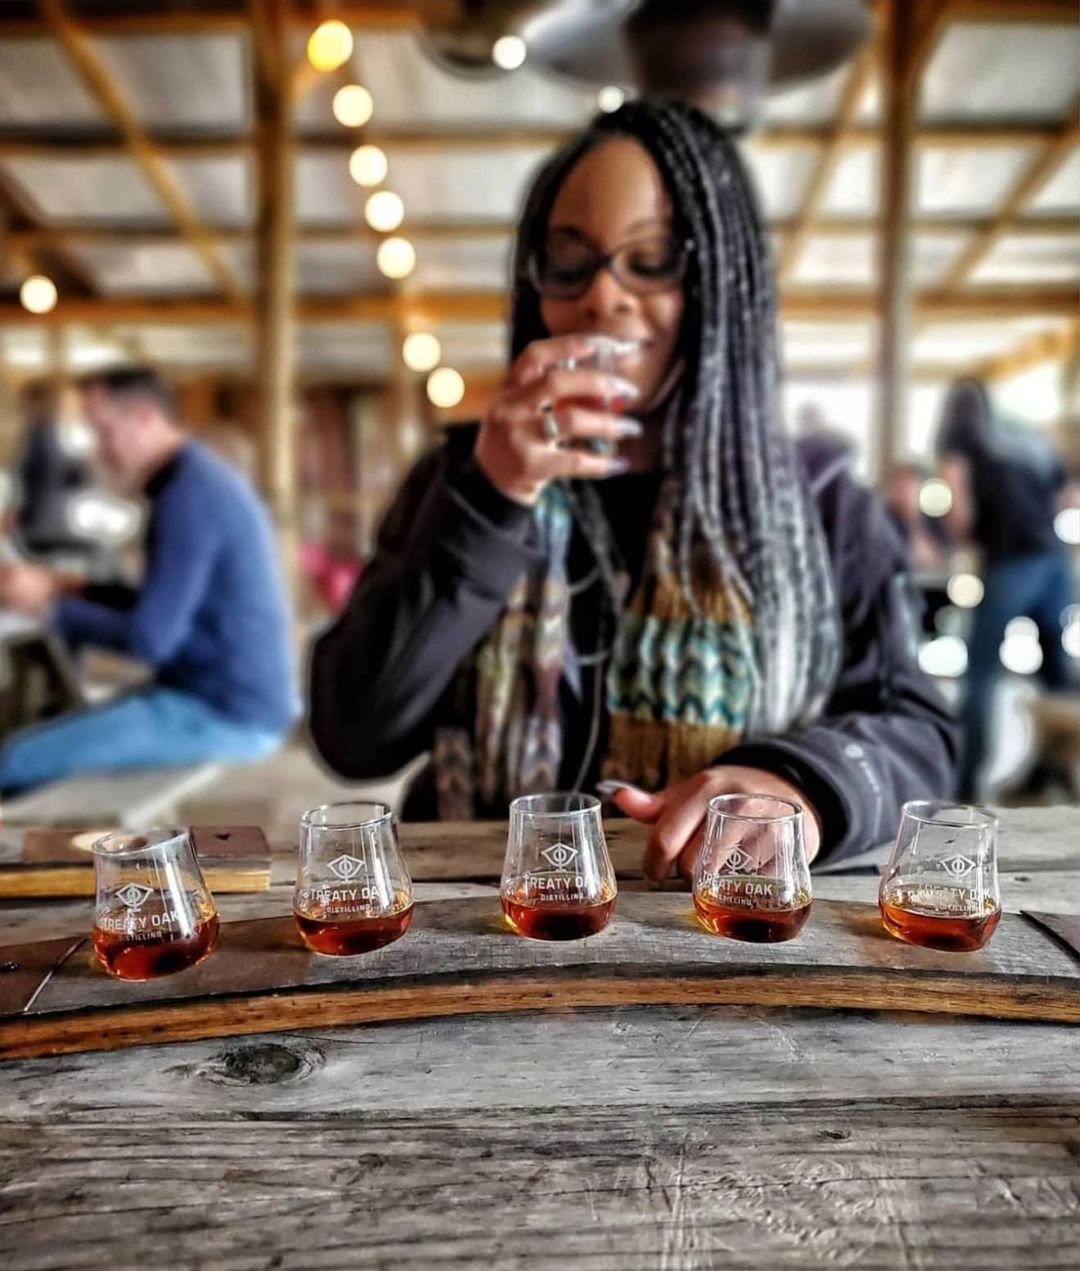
[1,807,1078,1269]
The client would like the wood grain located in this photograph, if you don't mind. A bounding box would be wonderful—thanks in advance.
[1,1104,1076,1270]
[0,825,272,898]
[5,1005,1080,1120]
[1,897,1077,1059]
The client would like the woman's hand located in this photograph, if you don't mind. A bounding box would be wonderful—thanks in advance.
[474,335,642,507]
[610,766,822,883]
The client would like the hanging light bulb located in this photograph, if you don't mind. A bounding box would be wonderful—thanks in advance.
[402,333,442,373]
[332,84,374,128]
[597,85,626,113]
[427,367,465,409]
[20,275,58,315]
[365,190,405,233]
[377,236,416,280]
[307,20,353,72]
[492,35,527,70]
[349,143,388,187]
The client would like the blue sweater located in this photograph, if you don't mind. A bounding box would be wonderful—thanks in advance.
[56,442,298,733]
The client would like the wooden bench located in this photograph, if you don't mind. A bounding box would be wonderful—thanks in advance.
[2,763,223,829]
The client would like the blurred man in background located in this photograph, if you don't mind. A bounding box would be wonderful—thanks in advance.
[0,366,297,794]
[937,377,1076,800]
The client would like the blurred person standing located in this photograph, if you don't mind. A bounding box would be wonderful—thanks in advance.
[9,380,95,560]
[937,377,1077,800]
[0,366,297,794]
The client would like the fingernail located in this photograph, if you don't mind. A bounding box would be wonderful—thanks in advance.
[608,458,631,476]
[596,779,632,795]
[585,335,641,358]
[611,376,641,399]
[616,417,644,439]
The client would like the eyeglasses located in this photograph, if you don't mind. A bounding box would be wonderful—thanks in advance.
[528,232,692,301]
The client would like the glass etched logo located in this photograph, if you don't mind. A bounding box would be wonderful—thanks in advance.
[327,854,367,882]
[721,846,755,873]
[116,882,154,910]
[541,843,579,870]
[940,853,977,879]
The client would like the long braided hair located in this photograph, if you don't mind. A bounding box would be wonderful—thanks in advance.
[509,99,841,735]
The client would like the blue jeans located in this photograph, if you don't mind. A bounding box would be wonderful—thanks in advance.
[0,687,286,795]
[958,549,1076,799]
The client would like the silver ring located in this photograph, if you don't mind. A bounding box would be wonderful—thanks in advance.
[540,400,561,443]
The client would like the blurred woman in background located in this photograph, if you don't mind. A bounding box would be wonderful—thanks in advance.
[310,100,957,878]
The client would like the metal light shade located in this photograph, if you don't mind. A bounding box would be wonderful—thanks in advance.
[521,0,872,104]
[418,0,552,78]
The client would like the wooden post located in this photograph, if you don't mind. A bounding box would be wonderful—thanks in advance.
[875,0,920,482]
[253,0,298,595]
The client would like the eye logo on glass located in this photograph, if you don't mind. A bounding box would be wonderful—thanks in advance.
[721,846,755,874]
[541,842,579,871]
[326,854,367,883]
[939,853,977,879]
[115,882,154,911]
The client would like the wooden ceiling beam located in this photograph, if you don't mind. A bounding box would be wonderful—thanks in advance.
[2,287,1076,327]
[0,169,97,295]
[944,103,1080,287]
[0,5,438,37]
[973,320,1080,380]
[8,215,1077,253]
[0,121,1068,160]
[943,0,1077,22]
[39,0,240,300]
[777,43,878,283]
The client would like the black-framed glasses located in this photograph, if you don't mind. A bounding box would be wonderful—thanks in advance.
[528,233,693,301]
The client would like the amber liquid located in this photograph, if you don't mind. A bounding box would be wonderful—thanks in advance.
[880,885,1001,952]
[93,911,219,980]
[294,895,414,956]
[694,884,812,943]
[501,878,616,941]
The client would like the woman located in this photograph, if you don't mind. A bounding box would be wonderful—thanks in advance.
[310,100,957,878]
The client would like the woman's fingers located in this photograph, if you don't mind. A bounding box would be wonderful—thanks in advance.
[508,335,610,389]
[536,447,627,482]
[608,784,665,822]
[643,793,712,883]
[677,827,706,885]
[555,406,643,445]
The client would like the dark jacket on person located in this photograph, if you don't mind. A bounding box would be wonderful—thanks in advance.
[55,442,298,734]
[310,430,959,864]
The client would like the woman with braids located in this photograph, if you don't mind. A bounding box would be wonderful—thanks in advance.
[310,100,958,876]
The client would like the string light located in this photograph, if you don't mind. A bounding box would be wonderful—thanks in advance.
[20,275,58,315]
[598,85,626,112]
[307,20,353,72]
[377,236,416,280]
[1054,507,1080,545]
[918,636,967,679]
[402,333,442,373]
[946,573,984,609]
[365,190,405,233]
[492,35,527,70]
[332,84,374,128]
[349,143,388,187]
[427,367,465,409]
[918,478,952,518]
